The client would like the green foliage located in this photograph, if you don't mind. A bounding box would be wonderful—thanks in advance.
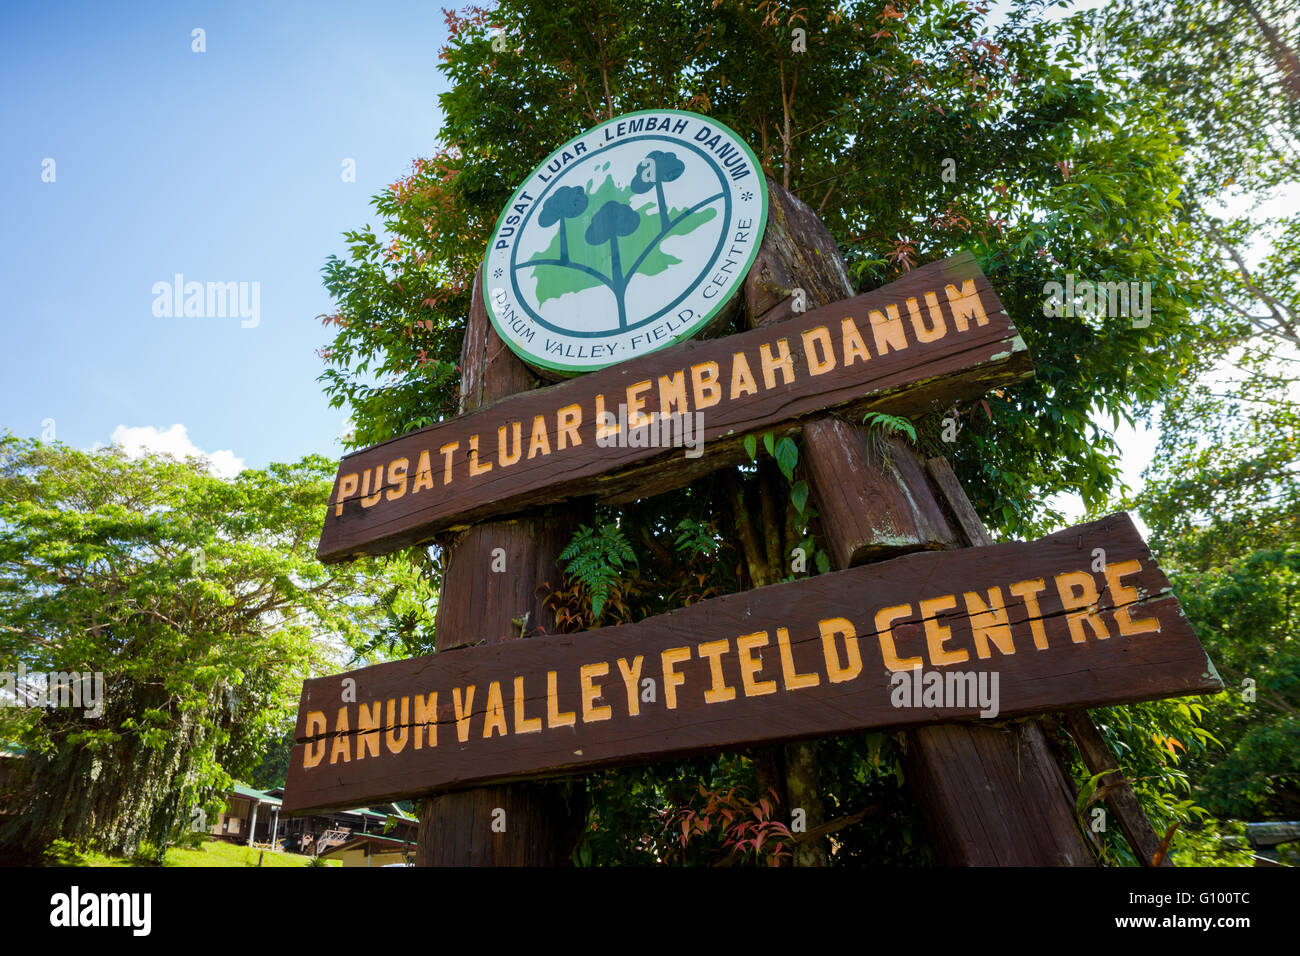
[247,729,295,792]
[1166,550,1300,818]
[671,518,720,558]
[1089,0,1300,864]
[744,430,800,480]
[1065,699,1219,865]
[1139,358,1299,570]
[574,753,745,865]
[862,412,917,445]
[0,436,407,860]
[862,411,919,466]
[559,522,638,622]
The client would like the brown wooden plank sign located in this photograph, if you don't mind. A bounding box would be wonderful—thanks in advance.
[317,251,1031,562]
[284,513,1221,813]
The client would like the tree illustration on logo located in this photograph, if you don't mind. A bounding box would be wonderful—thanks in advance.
[523,152,726,330]
[631,150,685,232]
[537,185,588,264]
[584,200,641,329]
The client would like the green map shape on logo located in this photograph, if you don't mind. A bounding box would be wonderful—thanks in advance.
[522,158,720,325]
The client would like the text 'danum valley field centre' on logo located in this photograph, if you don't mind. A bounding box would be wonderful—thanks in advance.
[484,110,768,377]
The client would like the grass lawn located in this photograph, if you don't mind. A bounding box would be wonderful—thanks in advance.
[44,837,337,867]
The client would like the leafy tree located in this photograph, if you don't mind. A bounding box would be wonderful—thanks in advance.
[0,437,414,861]
[1096,0,1300,842]
[1106,0,1299,562]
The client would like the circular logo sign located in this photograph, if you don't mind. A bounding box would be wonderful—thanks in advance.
[483,109,768,377]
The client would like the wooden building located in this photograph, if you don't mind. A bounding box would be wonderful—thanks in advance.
[317,833,414,867]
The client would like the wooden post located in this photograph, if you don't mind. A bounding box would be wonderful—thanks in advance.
[1063,708,1176,866]
[746,180,1095,866]
[415,268,589,866]
[909,457,1098,864]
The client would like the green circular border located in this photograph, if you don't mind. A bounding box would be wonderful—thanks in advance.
[482,108,770,378]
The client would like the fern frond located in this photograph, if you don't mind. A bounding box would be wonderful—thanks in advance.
[560,522,637,621]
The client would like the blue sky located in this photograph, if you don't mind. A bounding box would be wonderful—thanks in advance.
[1,1,451,471]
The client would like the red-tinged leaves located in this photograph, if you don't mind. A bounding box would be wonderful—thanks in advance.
[659,781,794,866]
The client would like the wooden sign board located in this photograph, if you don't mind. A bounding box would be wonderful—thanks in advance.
[283,513,1221,813]
[317,251,1031,562]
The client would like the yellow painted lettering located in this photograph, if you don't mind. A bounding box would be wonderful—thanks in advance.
[386,458,409,501]
[617,656,643,717]
[729,352,759,399]
[869,304,908,355]
[356,700,380,758]
[482,681,507,738]
[303,711,326,768]
[1055,570,1111,643]
[658,371,689,418]
[513,676,543,734]
[469,434,493,476]
[334,473,359,516]
[498,422,522,467]
[439,442,458,485]
[1104,559,1160,636]
[528,415,551,458]
[921,594,967,666]
[385,697,409,754]
[452,685,476,742]
[329,706,351,765]
[964,588,1015,659]
[801,326,836,375]
[556,404,582,450]
[1009,579,1050,650]
[360,466,384,507]
[759,339,795,389]
[819,617,862,682]
[776,626,820,690]
[546,670,575,728]
[411,451,435,493]
[691,361,722,409]
[875,603,922,671]
[412,691,437,748]
[697,639,737,704]
[736,632,777,697]
[945,279,989,331]
[661,646,692,709]
[580,662,612,722]
[906,295,945,343]
[841,316,871,366]
[626,381,653,429]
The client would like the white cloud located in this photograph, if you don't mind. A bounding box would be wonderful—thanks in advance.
[109,424,245,479]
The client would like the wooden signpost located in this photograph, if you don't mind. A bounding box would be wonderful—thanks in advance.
[316,252,1028,562]
[287,111,1225,867]
[283,513,1219,812]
